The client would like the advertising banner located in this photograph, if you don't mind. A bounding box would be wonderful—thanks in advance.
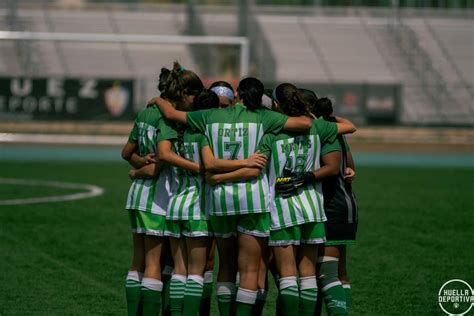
[0,77,134,120]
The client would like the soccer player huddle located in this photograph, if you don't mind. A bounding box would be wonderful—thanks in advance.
[121,62,359,316]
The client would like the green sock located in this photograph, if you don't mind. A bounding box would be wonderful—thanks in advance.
[318,258,347,316]
[321,285,347,316]
[199,271,213,316]
[162,266,173,316]
[125,271,142,316]
[170,274,187,316]
[183,275,204,316]
[279,276,299,316]
[141,277,163,316]
[299,276,318,316]
[236,288,257,316]
[217,282,236,316]
[342,284,352,310]
[236,301,253,316]
[252,289,267,316]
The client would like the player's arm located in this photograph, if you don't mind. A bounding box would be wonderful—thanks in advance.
[201,145,267,173]
[283,116,313,132]
[335,116,357,135]
[121,142,153,169]
[129,161,164,180]
[157,140,200,173]
[313,151,341,180]
[148,97,187,125]
[205,168,261,185]
[344,148,356,183]
[275,151,341,197]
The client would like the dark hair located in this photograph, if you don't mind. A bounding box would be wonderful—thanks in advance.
[299,88,318,116]
[193,89,219,111]
[158,61,204,105]
[313,97,335,121]
[274,83,309,117]
[236,77,264,111]
[210,80,234,91]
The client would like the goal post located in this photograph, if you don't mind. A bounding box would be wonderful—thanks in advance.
[0,31,250,79]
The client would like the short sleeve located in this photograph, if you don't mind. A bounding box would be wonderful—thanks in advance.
[199,134,210,150]
[127,120,139,144]
[321,138,341,156]
[261,109,288,135]
[315,119,340,155]
[256,134,274,159]
[186,109,213,133]
[156,117,178,142]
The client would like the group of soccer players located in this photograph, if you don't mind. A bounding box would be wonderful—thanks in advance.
[121,62,359,316]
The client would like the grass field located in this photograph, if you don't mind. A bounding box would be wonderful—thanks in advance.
[0,159,473,315]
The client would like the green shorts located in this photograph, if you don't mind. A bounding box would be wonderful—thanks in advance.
[164,218,211,238]
[269,222,326,246]
[128,210,166,236]
[210,213,270,238]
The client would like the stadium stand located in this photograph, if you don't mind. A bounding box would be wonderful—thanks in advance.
[0,4,472,125]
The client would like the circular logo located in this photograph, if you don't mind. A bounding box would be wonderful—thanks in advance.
[438,279,474,315]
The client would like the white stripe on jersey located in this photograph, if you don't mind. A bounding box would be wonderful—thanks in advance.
[205,122,268,216]
[268,134,326,230]
[167,141,205,220]
[125,168,172,215]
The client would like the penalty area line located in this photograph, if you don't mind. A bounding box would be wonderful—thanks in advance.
[0,178,104,205]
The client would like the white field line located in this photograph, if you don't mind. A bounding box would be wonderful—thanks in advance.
[0,133,126,145]
[0,178,104,205]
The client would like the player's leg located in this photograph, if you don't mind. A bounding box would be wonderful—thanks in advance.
[169,234,188,316]
[142,235,164,316]
[253,245,269,316]
[297,222,325,316]
[182,219,210,316]
[139,211,166,316]
[236,213,269,316]
[200,238,216,316]
[317,246,347,316]
[212,215,238,316]
[125,210,145,316]
[267,253,283,316]
[125,210,145,315]
[338,245,352,310]
[161,240,173,316]
[272,244,298,316]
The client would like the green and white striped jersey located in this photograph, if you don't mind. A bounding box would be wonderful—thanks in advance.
[186,103,288,216]
[167,130,208,220]
[125,104,178,215]
[259,118,340,230]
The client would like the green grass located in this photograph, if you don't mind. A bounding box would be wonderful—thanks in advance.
[0,160,473,315]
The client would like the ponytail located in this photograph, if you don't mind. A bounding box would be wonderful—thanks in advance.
[157,61,204,104]
[275,83,308,117]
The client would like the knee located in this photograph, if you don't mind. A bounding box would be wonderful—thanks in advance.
[317,256,340,286]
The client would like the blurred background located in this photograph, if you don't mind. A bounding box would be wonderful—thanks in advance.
[0,0,473,126]
[0,2,473,315]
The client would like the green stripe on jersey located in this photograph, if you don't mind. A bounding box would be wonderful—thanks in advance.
[166,130,206,221]
[188,104,283,217]
[266,123,334,230]
[125,105,175,215]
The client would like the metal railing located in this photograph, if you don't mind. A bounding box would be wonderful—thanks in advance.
[5,0,38,76]
[387,14,462,122]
